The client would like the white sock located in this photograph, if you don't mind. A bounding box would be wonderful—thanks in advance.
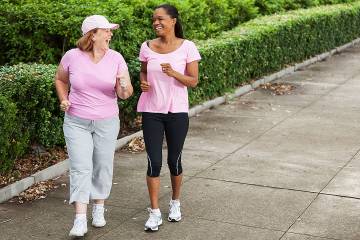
[171,199,180,205]
[151,208,161,215]
[75,213,87,220]
[93,203,104,210]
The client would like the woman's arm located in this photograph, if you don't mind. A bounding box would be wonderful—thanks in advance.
[140,61,150,92]
[115,69,133,100]
[160,61,199,87]
[54,64,71,111]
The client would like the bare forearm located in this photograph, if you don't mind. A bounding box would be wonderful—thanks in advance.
[140,71,147,82]
[55,79,69,102]
[172,71,198,87]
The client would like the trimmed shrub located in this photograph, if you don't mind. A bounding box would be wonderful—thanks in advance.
[0,0,259,65]
[189,2,360,104]
[1,0,356,65]
[0,0,134,65]
[283,0,320,10]
[0,64,63,148]
[255,0,286,14]
[0,95,28,174]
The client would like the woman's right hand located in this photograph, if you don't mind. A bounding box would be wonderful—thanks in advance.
[140,80,150,92]
[60,100,71,112]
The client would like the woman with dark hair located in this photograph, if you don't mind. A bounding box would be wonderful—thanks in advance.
[137,4,201,232]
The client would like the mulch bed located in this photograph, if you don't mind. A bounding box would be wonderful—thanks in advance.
[259,82,296,95]
[0,147,68,189]
[8,179,67,204]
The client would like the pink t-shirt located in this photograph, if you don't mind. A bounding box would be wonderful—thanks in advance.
[137,40,201,113]
[60,48,128,120]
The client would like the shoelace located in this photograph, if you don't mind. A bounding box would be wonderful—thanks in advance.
[169,202,180,214]
[147,208,160,224]
[73,218,86,229]
[92,208,105,219]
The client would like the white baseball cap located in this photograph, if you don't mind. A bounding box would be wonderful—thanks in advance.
[81,15,119,35]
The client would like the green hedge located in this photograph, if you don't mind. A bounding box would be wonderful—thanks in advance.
[0,0,258,65]
[1,2,360,173]
[0,95,28,174]
[0,0,356,65]
[254,0,355,14]
[190,2,360,104]
[0,64,63,149]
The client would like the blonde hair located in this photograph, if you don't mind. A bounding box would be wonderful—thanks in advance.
[76,29,97,51]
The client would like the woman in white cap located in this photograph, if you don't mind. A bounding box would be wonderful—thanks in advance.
[55,15,133,237]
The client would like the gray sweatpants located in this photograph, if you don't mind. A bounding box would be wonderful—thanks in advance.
[63,113,120,204]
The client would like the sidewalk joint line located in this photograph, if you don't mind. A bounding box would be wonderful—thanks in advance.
[193,176,360,201]
[285,231,342,240]
[196,216,285,233]
[192,176,319,193]
[278,67,360,240]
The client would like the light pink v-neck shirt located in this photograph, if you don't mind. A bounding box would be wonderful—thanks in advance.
[137,40,201,113]
[60,48,128,120]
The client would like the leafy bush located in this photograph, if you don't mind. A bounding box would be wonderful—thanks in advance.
[0,64,63,148]
[283,0,320,10]
[0,95,28,174]
[255,0,286,14]
[1,0,356,65]
[0,0,259,65]
[190,2,360,104]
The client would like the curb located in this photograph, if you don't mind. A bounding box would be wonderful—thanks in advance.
[1,38,359,203]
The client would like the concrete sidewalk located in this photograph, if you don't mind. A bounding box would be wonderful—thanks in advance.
[2,44,360,240]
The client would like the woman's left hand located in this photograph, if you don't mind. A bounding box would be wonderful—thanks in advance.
[160,63,176,77]
[116,74,128,89]
[115,70,133,99]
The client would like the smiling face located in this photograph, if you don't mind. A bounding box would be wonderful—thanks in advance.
[92,28,113,48]
[152,8,176,37]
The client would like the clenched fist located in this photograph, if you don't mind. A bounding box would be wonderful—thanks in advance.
[140,80,150,92]
[60,100,71,112]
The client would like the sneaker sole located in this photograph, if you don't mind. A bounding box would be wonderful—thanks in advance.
[144,220,162,232]
[69,230,88,237]
[92,222,106,228]
[144,226,159,232]
[168,216,181,222]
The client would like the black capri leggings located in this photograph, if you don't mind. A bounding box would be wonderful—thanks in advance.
[142,112,189,177]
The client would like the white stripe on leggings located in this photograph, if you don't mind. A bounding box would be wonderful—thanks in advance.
[147,155,153,176]
[176,152,182,175]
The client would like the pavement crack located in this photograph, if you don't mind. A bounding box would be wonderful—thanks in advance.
[191,176,360,202]
[284,231,342,240]
[196,216,285,233]
[278,68,360,240]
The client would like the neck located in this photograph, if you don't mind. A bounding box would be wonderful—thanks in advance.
[92,43,108,56]
[159,33,177,44]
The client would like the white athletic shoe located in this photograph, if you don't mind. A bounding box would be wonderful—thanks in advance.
[69,218,88,237]
[168,199,181,222]
[144,208,162,231]
[92,206,106,227]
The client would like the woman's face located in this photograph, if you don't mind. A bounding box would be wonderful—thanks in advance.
[152,8,176,37]
[93,28,113,48]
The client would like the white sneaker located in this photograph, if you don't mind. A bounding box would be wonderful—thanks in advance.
[92,205,106,227]
[144,208,162,231]
[168,199,181,222]
[69,218,88,237]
